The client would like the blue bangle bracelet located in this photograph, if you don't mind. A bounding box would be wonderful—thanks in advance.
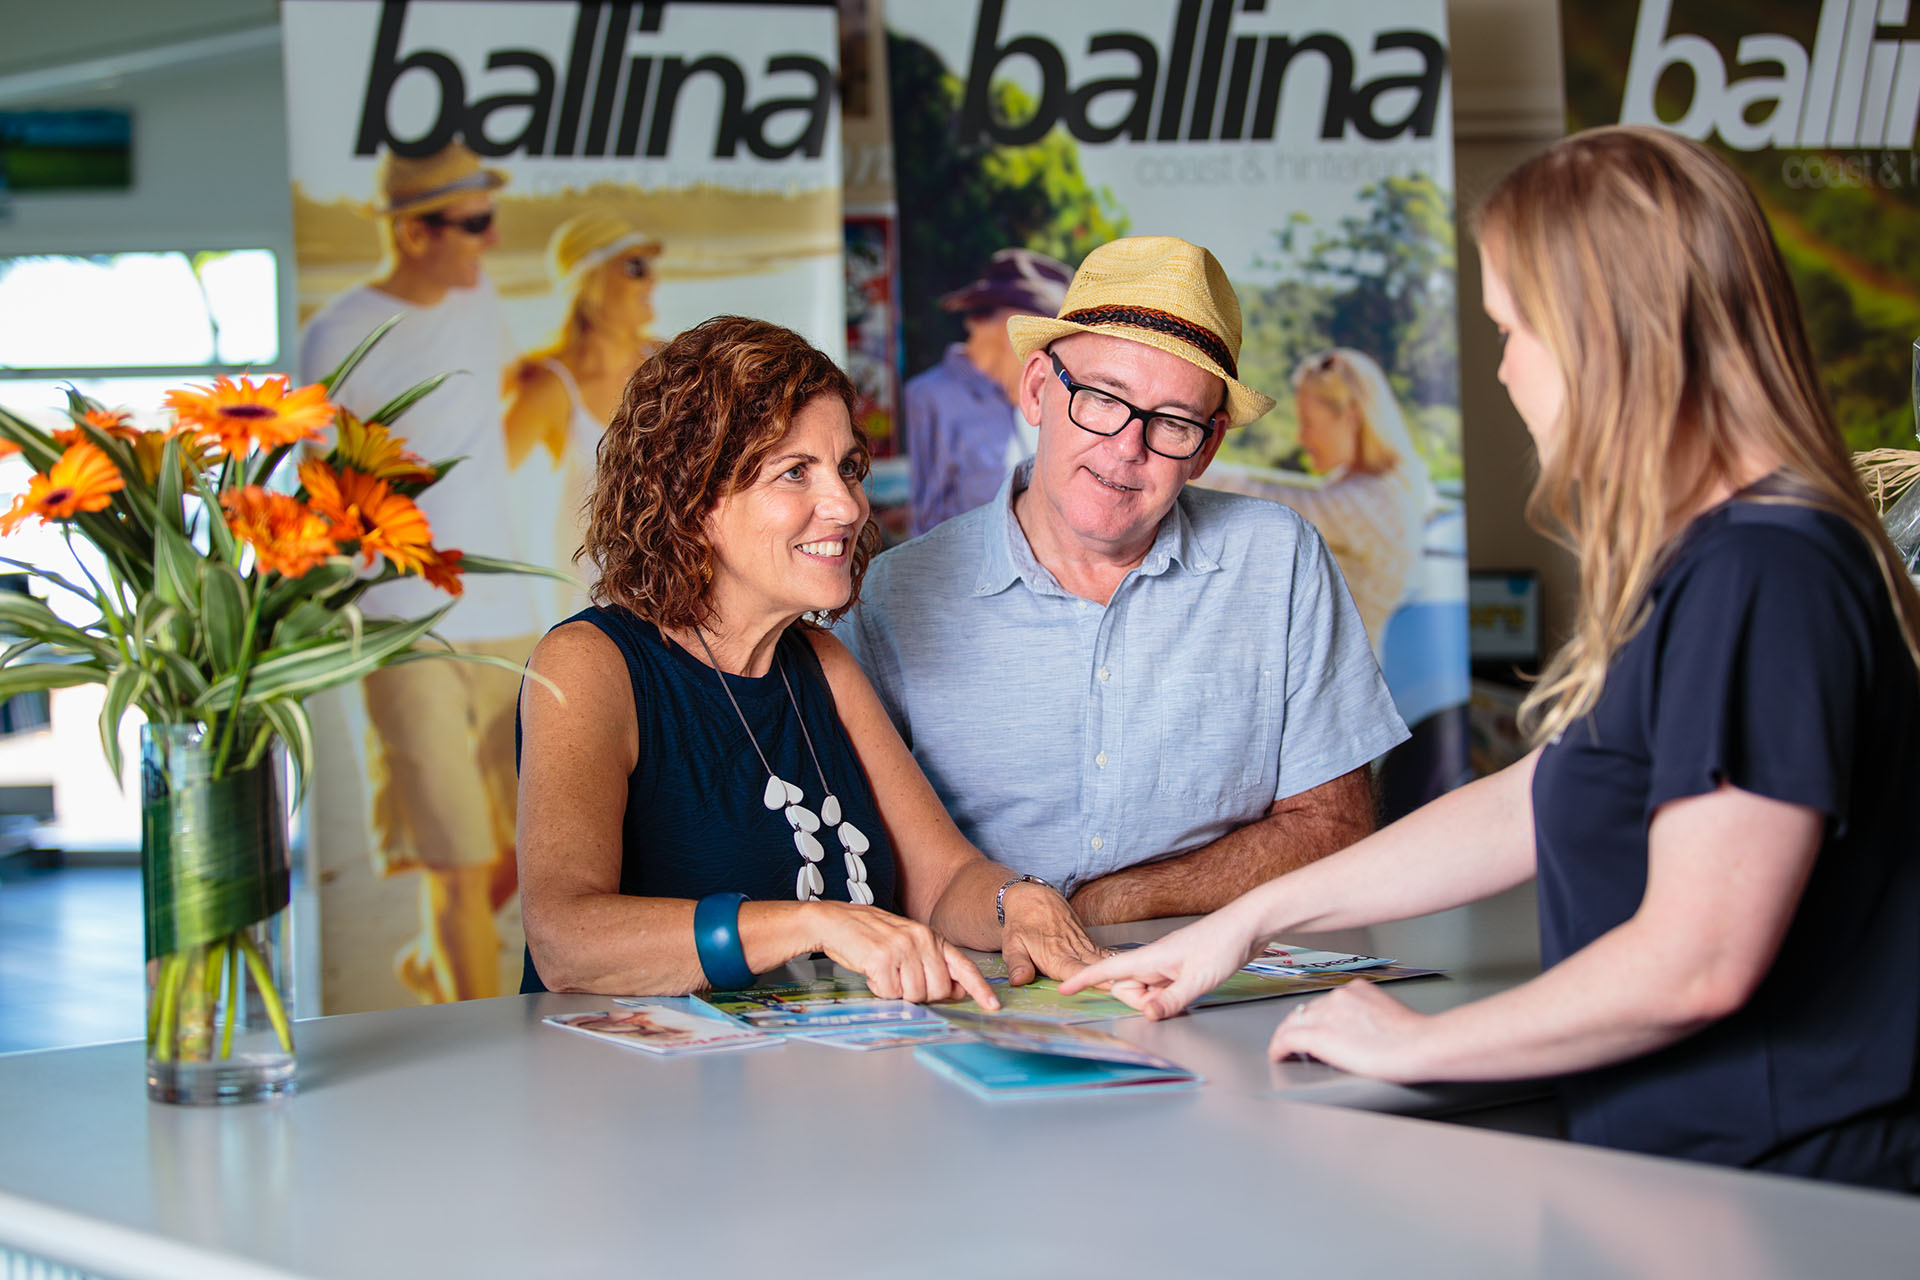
[693,892,756,991]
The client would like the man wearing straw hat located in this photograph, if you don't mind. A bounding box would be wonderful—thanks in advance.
[299,141,541,1004]
[844,236,1406,925]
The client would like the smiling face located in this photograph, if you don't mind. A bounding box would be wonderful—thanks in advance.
[702,394,869,630]
[1479,245,1566,457]
[1017,331,1226,564]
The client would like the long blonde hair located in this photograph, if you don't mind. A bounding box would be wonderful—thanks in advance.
[1475,125,1920,743]
[1292,348,1430,495]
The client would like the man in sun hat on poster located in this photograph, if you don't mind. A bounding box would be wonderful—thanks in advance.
[843,236,1406,927]
[299,140,542,1004]
[903,247,1072,536]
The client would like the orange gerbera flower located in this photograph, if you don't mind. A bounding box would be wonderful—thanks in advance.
[298,458,436,574]
[331,410,437,486]
[83,408,141,442]
[220,487,339,579]
[418,547,465,597]
[0,442,125,534]
[165,375,335,459]
[130,426,216,487]
[0,438,19,460]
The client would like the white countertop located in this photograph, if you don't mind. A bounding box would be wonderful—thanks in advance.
[3,889,1916,1278]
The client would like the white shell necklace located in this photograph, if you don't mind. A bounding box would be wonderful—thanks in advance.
[693,627,874,904]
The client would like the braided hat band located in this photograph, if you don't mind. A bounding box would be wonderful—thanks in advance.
[1006,236,1275,427]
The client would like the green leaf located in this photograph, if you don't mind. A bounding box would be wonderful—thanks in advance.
[256,699,315,807]
[456,553,581,586]
[151,520,201,612]
[147,647,210,702]
[98,664,148,780]
[0,406,62,471]
[153,434,187,534]
[199,561,250,674]
[269,598,339,649]
[0,594,117,664]
[1,638,45,665]
[368,373,451,428]
[189,469,238,563]
[0,557,97,605]
[197,607,450,710]
[260,557,356,622]
[319,316,402,395]
[0,661,105,699]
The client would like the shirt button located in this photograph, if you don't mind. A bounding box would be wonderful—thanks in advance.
[1090,835,1104,851]
[1095,752,1108,768]
[1097,668,1111,683]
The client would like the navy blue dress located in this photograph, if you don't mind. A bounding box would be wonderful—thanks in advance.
[520,607,898,993]
[1532,482,1920,1187]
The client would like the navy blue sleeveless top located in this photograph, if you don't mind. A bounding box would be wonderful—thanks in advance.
[520,606,897,993]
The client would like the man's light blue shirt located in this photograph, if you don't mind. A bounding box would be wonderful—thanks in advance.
[842,462,1408,893]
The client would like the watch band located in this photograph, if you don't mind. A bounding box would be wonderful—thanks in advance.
[995,873,1059,927]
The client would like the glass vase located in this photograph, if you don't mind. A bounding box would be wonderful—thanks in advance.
[141,721,296,1104]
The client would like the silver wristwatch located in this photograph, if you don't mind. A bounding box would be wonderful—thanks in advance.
[995,873,1060,927]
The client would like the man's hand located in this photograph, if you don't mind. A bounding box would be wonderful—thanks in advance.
[1000,879,1104,985]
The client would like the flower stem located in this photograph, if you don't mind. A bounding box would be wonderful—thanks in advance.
[151,954,187,1062]
[210,587,268,780]
[221,940,241,1058]
[237,930,294,1054]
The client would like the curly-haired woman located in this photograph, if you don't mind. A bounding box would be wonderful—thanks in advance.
[516,315,1101,1002]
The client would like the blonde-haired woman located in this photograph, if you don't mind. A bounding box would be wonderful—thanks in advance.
[1070,125,1920,1187]
[1285,348,1430,648]
[505,210,664,617]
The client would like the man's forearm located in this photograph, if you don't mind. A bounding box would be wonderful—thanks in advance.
[1068,766,1376,925]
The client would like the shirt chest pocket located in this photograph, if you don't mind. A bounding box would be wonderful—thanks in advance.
[1152,669,1281,808]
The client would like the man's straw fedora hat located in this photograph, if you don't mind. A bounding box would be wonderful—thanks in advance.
[1007,236,1275,427]
[372,141,508,218]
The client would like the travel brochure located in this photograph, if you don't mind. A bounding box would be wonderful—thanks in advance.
[916,1010,1200,1100]
[1246,945,1399,975]
[543,1004,781,1056]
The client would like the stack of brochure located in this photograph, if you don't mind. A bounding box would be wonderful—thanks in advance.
[1240,945,1397,977]
[543,1002,782,1056]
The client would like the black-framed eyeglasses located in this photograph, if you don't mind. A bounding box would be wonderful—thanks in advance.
[619,256,652,280]
[1049,352,1216,460]
[419,209,495,236]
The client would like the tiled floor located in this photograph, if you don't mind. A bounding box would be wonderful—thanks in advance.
[0,864,146,1055]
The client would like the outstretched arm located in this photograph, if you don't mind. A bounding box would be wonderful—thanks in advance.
[1061,751,1542,1015]
[1266,783,1821,1082]
[1067,766,1375,925]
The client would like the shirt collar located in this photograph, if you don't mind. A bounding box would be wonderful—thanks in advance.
[973,460,1221,597]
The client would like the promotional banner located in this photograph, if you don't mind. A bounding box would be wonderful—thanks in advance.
[282,0,844,1012]
[885,0,1469,812]
[1563,0,1920,452]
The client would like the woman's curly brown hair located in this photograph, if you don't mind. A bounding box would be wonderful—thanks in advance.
[582,314,878,629]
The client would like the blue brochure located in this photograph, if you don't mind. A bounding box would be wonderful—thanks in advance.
[916,1010,1200,1099]
[915,1041,1199,1100]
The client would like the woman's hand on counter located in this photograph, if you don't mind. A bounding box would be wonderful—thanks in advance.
[802,901,1001,1010]
[1266,981,1431,1082]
